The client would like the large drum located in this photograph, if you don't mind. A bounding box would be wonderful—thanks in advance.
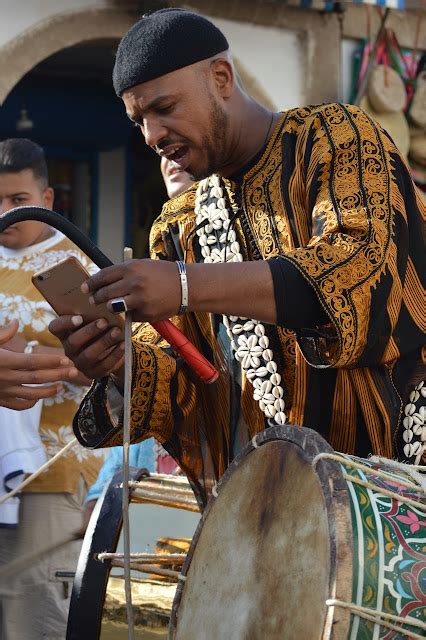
[170,426,426,639]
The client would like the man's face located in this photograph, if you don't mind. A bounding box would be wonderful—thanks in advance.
[0,169,54,249]
[160,157,193,199]
[122,63,230,180]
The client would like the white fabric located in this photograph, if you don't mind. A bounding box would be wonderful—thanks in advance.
[0,402,46,526]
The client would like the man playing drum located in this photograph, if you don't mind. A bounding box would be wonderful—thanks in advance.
[50,9,425,505]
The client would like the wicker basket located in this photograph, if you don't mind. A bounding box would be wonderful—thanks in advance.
[367,65,406,114]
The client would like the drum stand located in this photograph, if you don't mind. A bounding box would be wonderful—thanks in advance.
[66,468,199,640]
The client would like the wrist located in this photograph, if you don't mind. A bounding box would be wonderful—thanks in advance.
[176,261,188,315]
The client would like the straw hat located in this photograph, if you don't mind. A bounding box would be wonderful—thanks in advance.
[367,65,406,114]
[409,126,426,166]
[360,96,410,157]
[409,70,426,129]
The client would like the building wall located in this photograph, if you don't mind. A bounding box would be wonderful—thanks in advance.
[211,17,306,110]
[97,147,126,265]
[0,0,102,44]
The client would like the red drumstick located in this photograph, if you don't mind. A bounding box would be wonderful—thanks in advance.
[153,320,218,384]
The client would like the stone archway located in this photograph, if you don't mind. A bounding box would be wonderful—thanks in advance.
[0,7,136,104]
[0,4,277,109]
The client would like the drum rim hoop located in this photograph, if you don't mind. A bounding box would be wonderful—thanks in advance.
[169,425,354,639]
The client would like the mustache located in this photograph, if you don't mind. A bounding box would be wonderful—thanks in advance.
[154,139,188,154]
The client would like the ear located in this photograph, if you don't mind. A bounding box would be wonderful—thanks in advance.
[43,186,54,210]
[210,58,234,99]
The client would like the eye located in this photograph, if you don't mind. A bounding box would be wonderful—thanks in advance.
[157,104,174,115]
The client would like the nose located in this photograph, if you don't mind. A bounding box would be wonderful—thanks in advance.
[142,117,167,148]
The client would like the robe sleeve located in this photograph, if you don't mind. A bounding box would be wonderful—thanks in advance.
[277,103,411,368]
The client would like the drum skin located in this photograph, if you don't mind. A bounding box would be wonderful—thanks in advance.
[170,426,426,639]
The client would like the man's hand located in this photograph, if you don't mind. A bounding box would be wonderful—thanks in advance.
[0,321,79,410]
[81,259,181,323]
[81,260,276,325]
[49,315,125,381]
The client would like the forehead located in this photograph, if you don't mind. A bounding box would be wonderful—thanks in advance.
[0,169,41,193]
[122,64,200,116]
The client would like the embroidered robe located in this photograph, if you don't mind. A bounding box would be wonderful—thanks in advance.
[74,103,425,505]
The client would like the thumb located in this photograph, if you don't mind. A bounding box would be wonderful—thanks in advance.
[0,320,19,345]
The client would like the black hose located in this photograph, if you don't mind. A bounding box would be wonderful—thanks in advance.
[0,206,113,268]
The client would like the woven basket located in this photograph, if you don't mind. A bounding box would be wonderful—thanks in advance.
[367,65,406,114]
[409,70,426,129]
[409,127,426,166]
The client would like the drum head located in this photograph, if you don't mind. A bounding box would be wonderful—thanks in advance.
[171,435,333,640]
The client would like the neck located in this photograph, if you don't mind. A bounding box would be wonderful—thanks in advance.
[30,225,55,247]
[220,98,279,177]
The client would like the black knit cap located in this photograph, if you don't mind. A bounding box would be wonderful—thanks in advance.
[113,8,229,96]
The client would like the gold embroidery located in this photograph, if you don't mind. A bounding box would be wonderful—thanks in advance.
[130,326,176,443]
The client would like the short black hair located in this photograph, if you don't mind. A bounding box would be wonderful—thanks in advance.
[0,138,48,186]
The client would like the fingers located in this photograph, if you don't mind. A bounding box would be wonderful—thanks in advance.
[0,365,78,386]
[0,350,78,379]
[81,265,125,295]
[0,397,38,410]
[49,315,83,341]
[75,341,125,380]
[0,382,62,401]
[0,320,19,345]
[54,318,124,379]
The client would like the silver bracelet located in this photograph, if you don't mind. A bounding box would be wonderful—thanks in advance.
[176,261,188,315]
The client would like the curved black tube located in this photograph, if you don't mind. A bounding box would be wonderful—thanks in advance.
[0,206,219,383]
[0,206,113,268]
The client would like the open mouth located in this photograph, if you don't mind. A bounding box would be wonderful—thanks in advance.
[162,145,190,171]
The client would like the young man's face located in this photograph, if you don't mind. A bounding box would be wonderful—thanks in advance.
[0,169,54,249]
[160,157,194,199]
[122,62,230,181]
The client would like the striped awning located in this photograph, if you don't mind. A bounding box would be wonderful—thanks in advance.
[275,0,411,10]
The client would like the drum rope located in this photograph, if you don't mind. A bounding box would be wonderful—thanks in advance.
[108,561,182,581]
[313,452,426,496]
[326,599,426,638]
[122,247,135,640]
[97,552,186,563]
[0,437,78,505]
[369,455,426,489]
[342,475,426,512]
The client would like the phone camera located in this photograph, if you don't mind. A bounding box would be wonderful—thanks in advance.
[37,272,51,281]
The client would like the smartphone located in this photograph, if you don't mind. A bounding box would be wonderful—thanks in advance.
[32,256,123,328]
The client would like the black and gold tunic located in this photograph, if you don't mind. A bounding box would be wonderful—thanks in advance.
[74,103,425,505]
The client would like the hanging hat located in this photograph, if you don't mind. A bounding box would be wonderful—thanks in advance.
[113,8,229,96]
[367,65,407,114]
[409,158,426,185]
[360,95,410,158]
[408,70,426,129]
[409,126,426,167]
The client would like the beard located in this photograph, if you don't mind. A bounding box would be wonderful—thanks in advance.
[190,98,229,181]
